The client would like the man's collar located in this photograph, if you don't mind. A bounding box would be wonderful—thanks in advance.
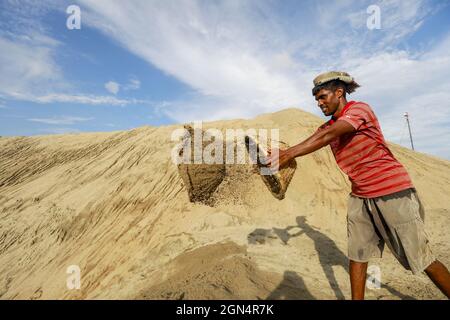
[330,100,356,124]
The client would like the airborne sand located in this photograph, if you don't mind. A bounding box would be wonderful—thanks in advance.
[0,108,449,299]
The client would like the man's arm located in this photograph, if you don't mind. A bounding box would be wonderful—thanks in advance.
[287,120,355,158]
[266,120,355,168]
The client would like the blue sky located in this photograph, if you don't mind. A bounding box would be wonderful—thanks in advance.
[0,0,449,159]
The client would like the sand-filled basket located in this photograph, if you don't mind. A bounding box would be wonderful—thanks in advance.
[244,135,297,200]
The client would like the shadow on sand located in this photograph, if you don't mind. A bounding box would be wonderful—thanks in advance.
[248,216,415,300]
[266,270,316,300]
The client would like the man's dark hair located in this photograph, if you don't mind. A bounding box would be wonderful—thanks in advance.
[312,79,360,96]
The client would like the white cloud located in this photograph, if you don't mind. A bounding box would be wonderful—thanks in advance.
[0,32,132,106]
[124,78,141,91]
[38,127,82,135]
[0,34,65,99]
[104,78,140,94]
[0,0,55,36]
[78,0,450,159]
[105,81,120,95]
[28,116,94,125]
[0,1,143,107]
[78,0,442,116]
[0,1,68,99]
[79,0,309,120]
[344,47,450,159]
[31,93,146,106]
[346,0,434,48]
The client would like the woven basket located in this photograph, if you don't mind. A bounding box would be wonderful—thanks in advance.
[245,135,297,200]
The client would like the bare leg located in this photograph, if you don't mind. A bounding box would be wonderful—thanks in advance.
[425,260,450,299]
[350,260,368,300]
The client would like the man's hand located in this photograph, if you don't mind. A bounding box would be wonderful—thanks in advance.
[265,148,292,170]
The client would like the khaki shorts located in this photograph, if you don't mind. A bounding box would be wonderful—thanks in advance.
[347,188,435,274]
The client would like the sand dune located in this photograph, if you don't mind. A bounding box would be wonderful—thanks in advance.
[0,108,449,300]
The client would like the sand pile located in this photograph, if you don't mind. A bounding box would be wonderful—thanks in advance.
[0,108,449,300]
[139,241,281,300]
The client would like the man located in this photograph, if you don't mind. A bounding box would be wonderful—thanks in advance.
[266,71,450,300]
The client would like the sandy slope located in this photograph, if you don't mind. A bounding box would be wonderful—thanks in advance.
[0,108,449,300]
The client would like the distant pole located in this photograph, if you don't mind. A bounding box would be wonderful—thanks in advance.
[404,112,415,151]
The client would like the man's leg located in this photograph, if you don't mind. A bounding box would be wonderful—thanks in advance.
[347,195,383,300]
[425,260,450,298]
[349,260,368,300]
[370,190,450,299]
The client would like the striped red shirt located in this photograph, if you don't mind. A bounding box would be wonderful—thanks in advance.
[317,101,414,198]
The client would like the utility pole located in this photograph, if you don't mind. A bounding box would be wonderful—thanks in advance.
[404,112,415,151]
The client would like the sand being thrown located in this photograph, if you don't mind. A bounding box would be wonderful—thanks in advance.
[177,124,297,206]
